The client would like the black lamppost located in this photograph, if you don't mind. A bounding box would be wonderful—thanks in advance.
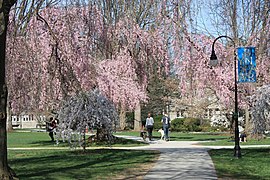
[210,35,241,158]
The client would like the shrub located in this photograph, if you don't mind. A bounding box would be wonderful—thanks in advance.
[183,118,202,132]
[200,120,229,132]
[200,121,214,132]
[171,117,202,132]
[210,115,230,127]
[171,118,186,132]
[153,114,163,130]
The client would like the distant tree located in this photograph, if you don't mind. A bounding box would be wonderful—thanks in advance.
[142,76,179,120]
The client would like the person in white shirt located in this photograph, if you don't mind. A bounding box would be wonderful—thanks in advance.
[145,113,154,141]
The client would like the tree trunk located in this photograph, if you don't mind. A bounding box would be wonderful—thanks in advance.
[119,104,126,130]
[245,108,252,138]
[96,126,108,141]
[0,91,10,178]
[0,0,17,178]
[231,0,238,41]
[134,103,141,131]
[6,101,12,132]
[82,129,86,152]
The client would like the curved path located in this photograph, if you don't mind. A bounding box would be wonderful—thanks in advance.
[117,136,217,180]
[142,141,217,180]
[116,136,270,180]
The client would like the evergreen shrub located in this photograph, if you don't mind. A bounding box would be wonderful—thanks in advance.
[170,118,186,132]
[171,117,202,132]
[153,114,163,130]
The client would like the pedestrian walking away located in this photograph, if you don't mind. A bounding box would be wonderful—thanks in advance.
[161,113,170,141]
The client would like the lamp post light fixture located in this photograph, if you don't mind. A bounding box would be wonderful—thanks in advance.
[210,35,241,158]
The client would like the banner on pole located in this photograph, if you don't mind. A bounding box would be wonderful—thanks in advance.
[237,47,256,83]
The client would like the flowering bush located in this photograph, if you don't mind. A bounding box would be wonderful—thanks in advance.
[249,84,270,134]
[210,114,230,128]
[56,89,118,149]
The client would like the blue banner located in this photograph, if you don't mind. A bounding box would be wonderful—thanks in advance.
[237,47,256,83]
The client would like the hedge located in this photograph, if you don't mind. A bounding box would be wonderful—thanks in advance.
[171,117,202,132]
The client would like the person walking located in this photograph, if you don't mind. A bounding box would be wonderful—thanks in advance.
[161,113,170,141]
[145,113,154,141]
[48,117,57,141]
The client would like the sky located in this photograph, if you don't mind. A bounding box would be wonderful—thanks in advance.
[192,0,222,37]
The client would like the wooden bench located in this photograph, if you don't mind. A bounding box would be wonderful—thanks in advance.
[36,124,47,129]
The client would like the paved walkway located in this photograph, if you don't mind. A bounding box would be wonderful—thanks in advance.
[142,142,216,180]
[116,135,270,180]
[117,136,217,179]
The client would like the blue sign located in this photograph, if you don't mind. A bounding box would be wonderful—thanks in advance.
[237,47,256,83]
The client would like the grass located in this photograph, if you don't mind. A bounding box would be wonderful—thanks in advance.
[8,130,270,179]
[8,131,63,148]
[114,131,230,141]
[199,137,270,146]
[209,148,270,179]
[8,131,147,148]
[7,130,155,179]
[8,149,159,180]
[115,131,270,145]
[88,136,147,147]
[10,130,269,148]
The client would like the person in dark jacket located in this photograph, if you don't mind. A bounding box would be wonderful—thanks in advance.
[48,117,57,141]
[161,113,170,141]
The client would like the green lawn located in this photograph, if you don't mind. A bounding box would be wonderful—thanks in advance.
[115,131,230,141]
[209,148,270,179]
[7,131,155,179]
[8,149,159,180]
[115,131,270,146]
[8,131,147,148]
[200,137,270,146]
[8,131,62,148]
[9,130,270,179]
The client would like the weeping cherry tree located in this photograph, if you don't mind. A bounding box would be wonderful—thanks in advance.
[249,84,270,136]
[56,89,118,150]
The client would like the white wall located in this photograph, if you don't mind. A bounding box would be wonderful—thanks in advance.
[11,114,46,129]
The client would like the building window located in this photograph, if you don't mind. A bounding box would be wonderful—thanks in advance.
[181,110,185,117]
[209,109,213,116]
[176,111,180,117]
[204,110,208,118]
